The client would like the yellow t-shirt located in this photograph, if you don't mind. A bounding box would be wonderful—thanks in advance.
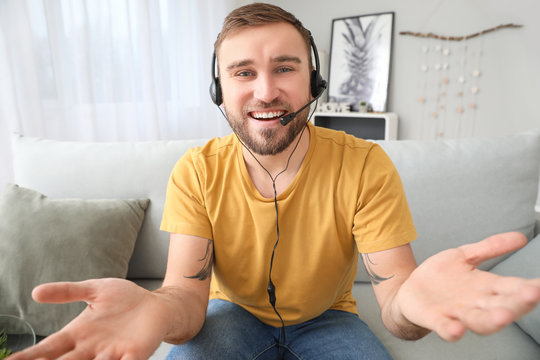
[161,124,417,327]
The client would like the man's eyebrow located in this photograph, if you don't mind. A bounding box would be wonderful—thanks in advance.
[225,59,254,72]
[273,55,302,64]
[224,55,302,72]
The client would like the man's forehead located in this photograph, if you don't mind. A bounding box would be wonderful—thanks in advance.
[217,22,309,64]
[219,22,303,46]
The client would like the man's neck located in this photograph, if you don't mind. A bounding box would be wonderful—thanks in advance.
[242,125,311,197]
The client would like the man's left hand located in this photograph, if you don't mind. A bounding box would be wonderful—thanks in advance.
[395,232,540,341]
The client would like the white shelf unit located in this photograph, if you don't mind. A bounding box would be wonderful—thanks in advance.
[311,112,398,140]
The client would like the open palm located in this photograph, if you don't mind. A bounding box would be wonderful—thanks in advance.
[8,278,167,360]
[396,232,540,341]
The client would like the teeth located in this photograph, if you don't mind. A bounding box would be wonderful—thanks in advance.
[251,111,285,119]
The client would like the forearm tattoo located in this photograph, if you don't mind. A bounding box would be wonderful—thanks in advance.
[362,253,394,285]
[185,239,214,281]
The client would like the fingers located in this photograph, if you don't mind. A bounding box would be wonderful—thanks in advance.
[492,277,540,316]
[9,334,126,360]
[434,317,467,342]
[458,232,527,266]
[94,351,118,360]
[120,354,139,360]
[434,306,516,341]
[57,351,92,360]
[443,278,540,339]
[493,277,540,297]
[467,306,517,334]
[32,280,97,304]
[520,279,540,304]
[7,332,75,360]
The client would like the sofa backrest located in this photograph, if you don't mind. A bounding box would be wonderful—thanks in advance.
[11,134,209,280]
[11,130,540,282]
[375,130,539,268]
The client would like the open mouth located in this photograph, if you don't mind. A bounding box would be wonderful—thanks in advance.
[249,110,286,121]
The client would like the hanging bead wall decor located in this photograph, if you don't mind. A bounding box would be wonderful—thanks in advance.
[401,23,522,139]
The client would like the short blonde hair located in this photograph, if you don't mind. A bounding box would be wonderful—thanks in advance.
[214,3,312,67]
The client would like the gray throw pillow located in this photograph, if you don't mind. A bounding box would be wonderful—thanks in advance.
[0,184,149,336]
[490,234,540,344]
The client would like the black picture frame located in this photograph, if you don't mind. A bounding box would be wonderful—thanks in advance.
[328,12,394,112]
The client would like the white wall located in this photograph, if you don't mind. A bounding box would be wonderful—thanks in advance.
[262,0,540,140]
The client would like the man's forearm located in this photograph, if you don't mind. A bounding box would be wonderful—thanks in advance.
[361,247,429,340]
[152,286,208,344]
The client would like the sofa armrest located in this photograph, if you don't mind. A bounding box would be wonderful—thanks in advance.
[490,234,540,345]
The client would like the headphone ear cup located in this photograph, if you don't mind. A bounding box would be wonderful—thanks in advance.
[210,77,222,105]
[210,50,223,106]
[310,70,326,99]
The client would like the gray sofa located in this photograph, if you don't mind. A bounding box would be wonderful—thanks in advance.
[8,128,540,359]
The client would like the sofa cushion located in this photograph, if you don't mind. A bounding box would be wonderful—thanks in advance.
[11,134,209,279]
[0,184,148,336]
[490,233,540,344]
[355,130,540,283]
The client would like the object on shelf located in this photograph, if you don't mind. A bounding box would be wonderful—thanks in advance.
[312,111,398,140]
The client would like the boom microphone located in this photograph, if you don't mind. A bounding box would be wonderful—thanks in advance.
[280,88,325,126]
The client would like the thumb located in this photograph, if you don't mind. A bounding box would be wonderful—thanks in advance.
[458,232,527,266]
[32,280,97,304]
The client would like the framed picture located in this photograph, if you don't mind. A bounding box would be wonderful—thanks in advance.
[328,12,394,112]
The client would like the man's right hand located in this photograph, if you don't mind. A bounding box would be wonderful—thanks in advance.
[9,233,213,359]
[7,278,170,360]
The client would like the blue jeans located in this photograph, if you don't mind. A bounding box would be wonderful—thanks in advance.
[166,299,393,360]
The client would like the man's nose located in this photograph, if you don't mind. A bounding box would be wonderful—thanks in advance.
[253,74,280,103]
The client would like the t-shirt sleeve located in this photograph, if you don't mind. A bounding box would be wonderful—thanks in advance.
[353,144,417,253]
[160,149,213,239]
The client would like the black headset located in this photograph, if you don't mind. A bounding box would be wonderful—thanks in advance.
[209,31,327,106]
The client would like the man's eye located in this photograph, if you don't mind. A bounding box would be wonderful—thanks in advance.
[236,71,253,77]
[277,67,292,73]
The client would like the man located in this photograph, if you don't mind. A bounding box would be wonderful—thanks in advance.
[9,3,540,360]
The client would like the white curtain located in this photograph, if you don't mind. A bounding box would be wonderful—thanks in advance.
[0,0,235,188]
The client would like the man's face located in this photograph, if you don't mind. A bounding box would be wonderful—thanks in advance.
[217,22,312,156]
